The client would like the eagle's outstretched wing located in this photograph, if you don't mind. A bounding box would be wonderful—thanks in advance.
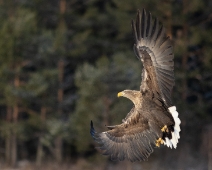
[90,117,158,162]
[132,9,174,107]
[90,105,180,162]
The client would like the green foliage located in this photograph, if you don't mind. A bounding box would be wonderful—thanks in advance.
[0,8,37,65]
[24,73,49,97]
[0,120,29,141]
[41,118,69,147]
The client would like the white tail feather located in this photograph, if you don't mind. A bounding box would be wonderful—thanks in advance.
[164,106,181,149]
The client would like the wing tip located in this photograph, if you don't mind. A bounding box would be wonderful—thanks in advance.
[90,120,96,138]
[137,9,141,14]
[137,8,146,15]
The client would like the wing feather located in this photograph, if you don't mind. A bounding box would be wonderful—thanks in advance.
[132,9,175,107]
[142,9,147,38]
[146,12,152,38]
[136,11,142,41]
[150,18,159,44]
[90,116,160,162]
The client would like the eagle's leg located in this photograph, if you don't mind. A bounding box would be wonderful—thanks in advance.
[161,125,169,132]
[155,138,164,147]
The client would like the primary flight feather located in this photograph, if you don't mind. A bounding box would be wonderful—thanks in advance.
[90,9,181,162]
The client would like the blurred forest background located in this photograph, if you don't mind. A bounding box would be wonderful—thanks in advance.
[0,0,212,170]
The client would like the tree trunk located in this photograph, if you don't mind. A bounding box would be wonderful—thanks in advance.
[11,134,17,167]
[11,74,20,167]
[36,139,43,166]
[36,107,47,166]
[208,126,212,170]
[5,106,12,165]
[54,0,66,163]
[54,137,62,163]
[55,59,64,163]
[5,134,11,165]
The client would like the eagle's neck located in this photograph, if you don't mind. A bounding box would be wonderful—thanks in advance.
[123,90,142,108]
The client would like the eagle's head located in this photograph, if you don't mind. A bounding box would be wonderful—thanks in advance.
[117,90,141,106]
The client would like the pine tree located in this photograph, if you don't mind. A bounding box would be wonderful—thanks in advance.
[0,4,37,166]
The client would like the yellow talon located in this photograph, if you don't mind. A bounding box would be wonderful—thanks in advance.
[156,142,160,147]
[161,125,168,132]
[155,138,164,147]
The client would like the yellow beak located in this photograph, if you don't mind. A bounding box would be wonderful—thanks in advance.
[117,92,123,97]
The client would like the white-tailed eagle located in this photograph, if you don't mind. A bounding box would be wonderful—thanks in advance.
[90,9,181,162]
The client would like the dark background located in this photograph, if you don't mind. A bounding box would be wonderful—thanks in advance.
[0,0,212,169]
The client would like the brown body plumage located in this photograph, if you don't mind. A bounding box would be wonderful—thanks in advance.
[90,9,181,162]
